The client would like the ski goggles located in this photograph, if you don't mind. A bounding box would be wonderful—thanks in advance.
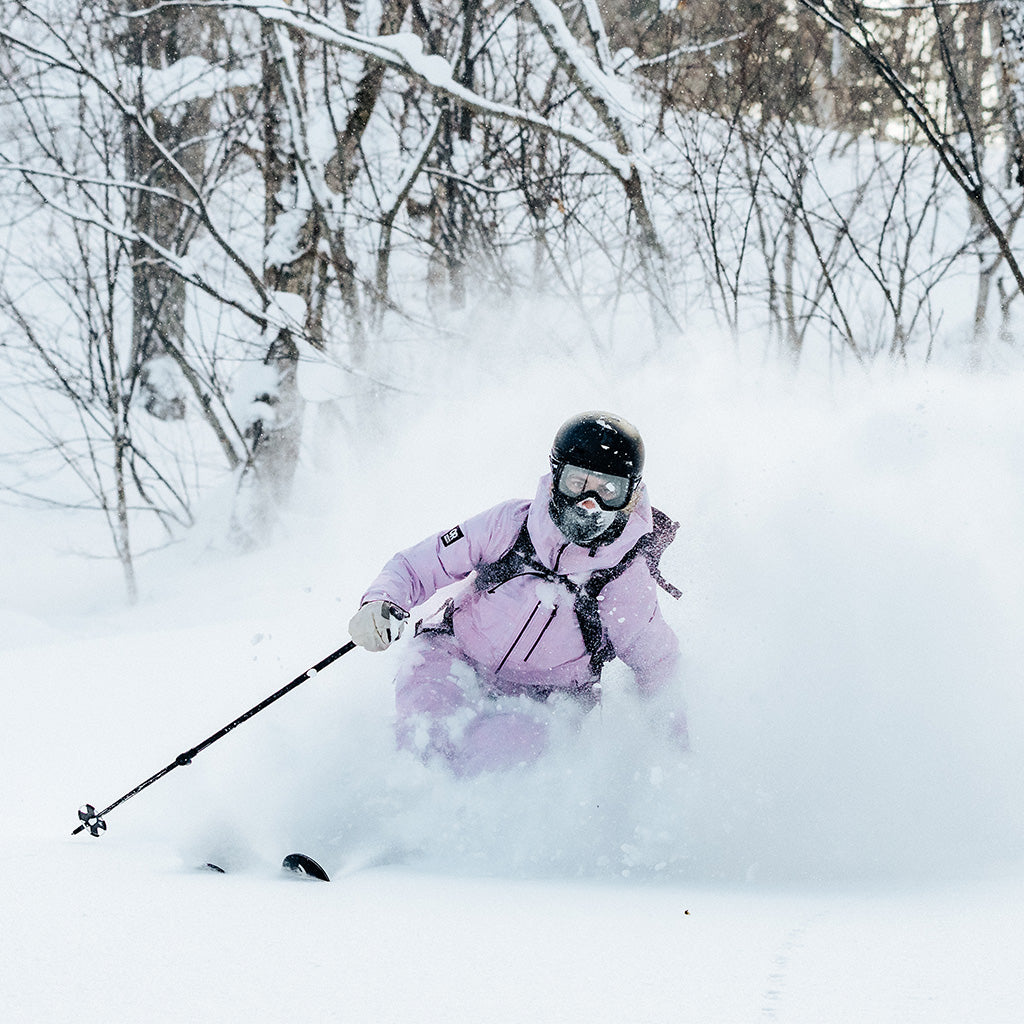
[555,463,634,511]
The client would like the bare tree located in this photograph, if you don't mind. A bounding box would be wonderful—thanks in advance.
[796,0,1024,348]
[15,0,1024,596]
[0,55,198,598]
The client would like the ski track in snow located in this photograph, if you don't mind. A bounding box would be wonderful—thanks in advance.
[759,909,828,1020]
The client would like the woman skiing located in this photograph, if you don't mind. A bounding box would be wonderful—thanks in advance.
[348,411,686,774]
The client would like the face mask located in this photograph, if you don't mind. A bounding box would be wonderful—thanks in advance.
[550,494,617,545]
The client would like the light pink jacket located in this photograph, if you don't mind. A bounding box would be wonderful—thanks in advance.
[362,475,680,696]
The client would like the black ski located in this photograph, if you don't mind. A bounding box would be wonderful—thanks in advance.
[282,853,330,881]
[200,853,330,881]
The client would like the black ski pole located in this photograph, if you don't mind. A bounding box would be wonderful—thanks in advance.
[72,640,357,837]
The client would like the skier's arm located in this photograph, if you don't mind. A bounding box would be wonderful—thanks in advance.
[359,499,530,614]
[621,615,689,751]
[615,604,681,698]
[604,564,689,750]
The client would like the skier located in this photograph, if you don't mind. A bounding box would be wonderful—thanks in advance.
[348,411,687,774]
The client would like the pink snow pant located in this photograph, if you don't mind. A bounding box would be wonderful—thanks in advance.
[393,632,594,776]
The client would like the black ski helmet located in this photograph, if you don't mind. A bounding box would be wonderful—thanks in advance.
[550,411,645,492]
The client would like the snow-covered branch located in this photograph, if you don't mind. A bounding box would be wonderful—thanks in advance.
[634,32,750,69]
[138,55,260,116]
[119,0,634,179]
[27,179,298,339]
[580,0,614,72]
[527,0,640,158]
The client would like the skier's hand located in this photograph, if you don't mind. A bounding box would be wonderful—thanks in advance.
[348,600,409,652]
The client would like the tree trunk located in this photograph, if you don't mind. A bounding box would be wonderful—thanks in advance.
[122,1,218,420]
[232,21,316,546]
[997,1,1024,188]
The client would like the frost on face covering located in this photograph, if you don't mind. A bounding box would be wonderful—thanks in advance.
[552,498,616,546]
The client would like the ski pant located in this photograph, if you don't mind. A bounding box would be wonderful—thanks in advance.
[393,632,595,776]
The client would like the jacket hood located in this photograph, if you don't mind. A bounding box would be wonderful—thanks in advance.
[526,473,653,574]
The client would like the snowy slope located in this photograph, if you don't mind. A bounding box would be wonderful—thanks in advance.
[3,355,1024,1022]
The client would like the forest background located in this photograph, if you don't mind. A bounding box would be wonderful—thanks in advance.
[4,0,1024,594]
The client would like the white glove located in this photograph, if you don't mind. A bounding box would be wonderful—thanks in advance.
[348,600,408,652]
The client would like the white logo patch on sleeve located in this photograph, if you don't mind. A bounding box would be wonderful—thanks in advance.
[441,525,465,547]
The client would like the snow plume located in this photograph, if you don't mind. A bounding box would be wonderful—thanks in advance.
[59,345,1015,887]
[9,328,1024,886]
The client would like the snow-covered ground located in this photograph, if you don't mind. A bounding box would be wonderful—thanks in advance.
[3,353,1024,1022]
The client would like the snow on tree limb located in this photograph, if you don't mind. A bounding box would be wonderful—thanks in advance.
[0,161,204,210]
[518,0,673,329]
[30,182,296,338]
[580,0,614,72]
[122,0,635,180]
[527,0,640,157]
[634,33,749,69]
[138,55,261,116]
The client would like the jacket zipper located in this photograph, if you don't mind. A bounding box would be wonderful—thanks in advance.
[553,543,568,571]
[497,601,542,672]
[495,541,570,671]
[523,606,557,662]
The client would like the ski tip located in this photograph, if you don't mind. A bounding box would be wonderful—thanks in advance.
[203,862,226,873]
[282,853,330,881]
